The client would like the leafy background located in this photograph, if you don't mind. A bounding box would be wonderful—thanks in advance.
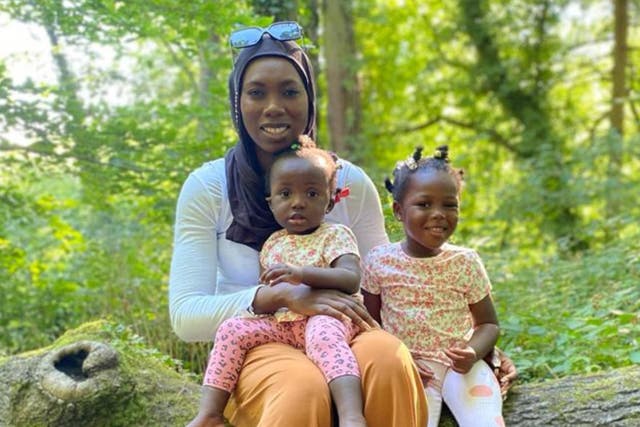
[1,0,639,384]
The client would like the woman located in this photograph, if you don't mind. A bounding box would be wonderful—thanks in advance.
[169,26,427,427]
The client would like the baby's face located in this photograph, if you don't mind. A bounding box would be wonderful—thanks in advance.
[267,156,332,235]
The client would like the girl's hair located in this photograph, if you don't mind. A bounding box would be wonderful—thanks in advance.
[268,135,342,196]
[385,145,464,201]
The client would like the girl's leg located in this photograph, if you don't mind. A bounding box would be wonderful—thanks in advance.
[441,359,504,427]
[414,359,448,427]
[351,329,428,427]
[305,315,365,427]
[192,317,300,427]
[223,342,332,427]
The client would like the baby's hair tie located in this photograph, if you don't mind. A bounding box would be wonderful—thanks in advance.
[334,187,350,203]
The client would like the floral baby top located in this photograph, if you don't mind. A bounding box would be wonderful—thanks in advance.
[361,242,491,366]
[261,222,360,321]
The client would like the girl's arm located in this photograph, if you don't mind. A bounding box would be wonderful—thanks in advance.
[445,294,500,374]
[362,290,382,325]
[260,254,361,294]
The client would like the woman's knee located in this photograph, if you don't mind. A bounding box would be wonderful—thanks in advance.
[260,368,331,424]
[352,329,414,374]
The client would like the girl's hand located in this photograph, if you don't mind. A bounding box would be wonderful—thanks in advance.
[260,263,304,285]
[283,284,379,331]
[444,345,477,374]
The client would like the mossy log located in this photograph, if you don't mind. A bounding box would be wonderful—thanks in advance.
[0,321,200,427]
[2,321,639,426]
[440,364,640,426]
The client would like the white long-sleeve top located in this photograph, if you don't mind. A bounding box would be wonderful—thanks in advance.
[169,157,388,342]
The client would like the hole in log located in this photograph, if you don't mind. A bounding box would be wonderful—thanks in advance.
[54,349,89,381]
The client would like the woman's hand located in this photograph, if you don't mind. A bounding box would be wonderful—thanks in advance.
[444,345,477,374]
[260,263,303,285]
[495,349,518,399]
[283,284,379,331]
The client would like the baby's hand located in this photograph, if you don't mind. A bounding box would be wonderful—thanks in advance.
[260,263,304,285]
[444,345,477,374]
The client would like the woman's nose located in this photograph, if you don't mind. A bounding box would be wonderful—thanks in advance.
[264,96,284,116]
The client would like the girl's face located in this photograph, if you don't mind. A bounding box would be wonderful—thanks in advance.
[240,57,309,169]
[393,169,460,258]
[267,156,334,235]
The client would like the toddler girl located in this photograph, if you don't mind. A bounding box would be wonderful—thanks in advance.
[188,135,366,427]
[362,146,503,427]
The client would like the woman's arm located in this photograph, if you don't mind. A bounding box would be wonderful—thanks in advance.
[169,167,262,342]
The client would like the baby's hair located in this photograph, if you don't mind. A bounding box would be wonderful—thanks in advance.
[268,135,342,197]
[385,145,464,201]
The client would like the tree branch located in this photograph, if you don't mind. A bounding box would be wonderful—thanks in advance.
[373,115,519,154]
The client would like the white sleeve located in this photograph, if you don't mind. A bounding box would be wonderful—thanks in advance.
[168,169,261,342]
[339,161,389,257]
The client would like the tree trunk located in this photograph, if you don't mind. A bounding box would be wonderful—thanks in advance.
[458,0,582,248]
[3,321,639,426]
[322,0,361,156]
[607,0,628,217]
[611,0,628,137]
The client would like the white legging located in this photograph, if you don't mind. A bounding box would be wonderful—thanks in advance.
[415,359,504,427]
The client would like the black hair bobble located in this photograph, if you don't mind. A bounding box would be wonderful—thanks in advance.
[384,177,394,194]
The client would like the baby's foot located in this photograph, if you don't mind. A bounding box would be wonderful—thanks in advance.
[186,413,226,427]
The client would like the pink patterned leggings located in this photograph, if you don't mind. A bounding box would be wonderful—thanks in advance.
[203,315,360,392]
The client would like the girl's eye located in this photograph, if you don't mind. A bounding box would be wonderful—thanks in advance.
[284,88,300,97]
[307,190,319,197]
[279,190,290,197]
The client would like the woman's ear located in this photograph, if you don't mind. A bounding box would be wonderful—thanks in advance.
[392,200,402,221]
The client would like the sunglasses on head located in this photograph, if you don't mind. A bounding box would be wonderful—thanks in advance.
[229,21,303,49]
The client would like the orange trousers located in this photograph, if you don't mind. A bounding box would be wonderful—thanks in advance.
[223,328,428,427]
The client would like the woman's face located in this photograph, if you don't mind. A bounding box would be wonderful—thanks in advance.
[240,57,309,165]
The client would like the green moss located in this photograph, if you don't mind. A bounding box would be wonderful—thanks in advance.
[1,320,201,427]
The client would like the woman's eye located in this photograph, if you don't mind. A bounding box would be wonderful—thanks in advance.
[247,89,264,97]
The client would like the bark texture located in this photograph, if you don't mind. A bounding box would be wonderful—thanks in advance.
[441,364,640,426]
[2,321,639,426]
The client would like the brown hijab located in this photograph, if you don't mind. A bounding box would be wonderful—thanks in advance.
[224,35,317,251]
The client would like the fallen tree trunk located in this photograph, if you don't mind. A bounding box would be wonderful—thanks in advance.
[1,321,639,426]
[440,364,640,426]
